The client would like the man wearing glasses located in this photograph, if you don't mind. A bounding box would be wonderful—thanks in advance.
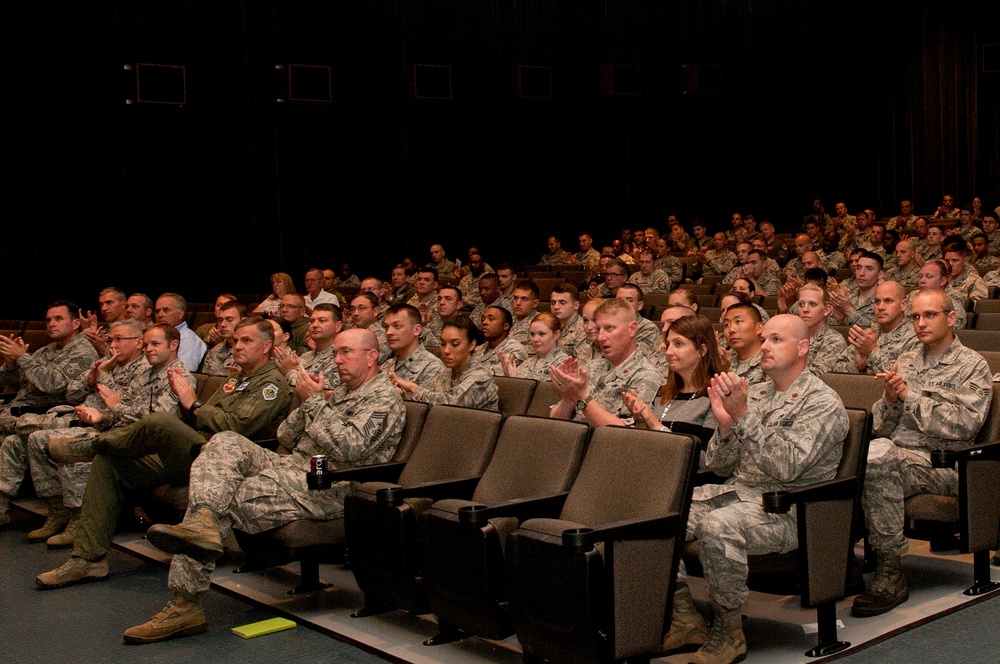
[854,289,991,617]
[278,293,311,353]
[124,328,403,644]
[587,258,630,299]
[22,321,195,548]
[302,267,339,310]
[38,317,289,591]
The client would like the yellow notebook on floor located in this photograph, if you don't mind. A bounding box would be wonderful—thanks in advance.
[231,617,297,639]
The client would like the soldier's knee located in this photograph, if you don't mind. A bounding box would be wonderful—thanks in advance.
[865,438,899,476]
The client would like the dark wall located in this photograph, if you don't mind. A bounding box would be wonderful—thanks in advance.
[3,0,997,317]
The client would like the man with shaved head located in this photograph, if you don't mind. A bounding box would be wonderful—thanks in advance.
[125,327,405,643]
[782,234,819,280]
[833,281,919,374]
[883,239,920,287]
[661,314,849,663]
[854,289,990,618]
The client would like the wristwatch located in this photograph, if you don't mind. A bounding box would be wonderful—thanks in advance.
[188,400,203,413]
[576,394,594,411]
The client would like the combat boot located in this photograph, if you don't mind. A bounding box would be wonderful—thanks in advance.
[46,507,82,548]
[36,556,109,589]
[28,496,71,543]
[687,603,746,664]
[47,435,97,463]
[851,551,908,617]
[660,585,710,653]
[146,507,223,564]
[123,592,207,644]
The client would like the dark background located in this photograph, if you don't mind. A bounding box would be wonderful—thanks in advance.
[3,0,998,318]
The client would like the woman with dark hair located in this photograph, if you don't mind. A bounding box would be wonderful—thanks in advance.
[500,312,569,380]
[390,314,498,410]
[622,315,729,447]
[265,315,292,356]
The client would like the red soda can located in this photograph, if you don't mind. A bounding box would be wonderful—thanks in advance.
[310,454,327,474]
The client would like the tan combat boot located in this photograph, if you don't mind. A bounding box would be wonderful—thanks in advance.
[36,556,109,589]
[660,585,710,653]
[146,507,223,564]
[687,603,747,664]
[46,507,82,549]
[28,496,71,543]
[47,435,97,463]
[851,551,908,617]
[123,592,207,644]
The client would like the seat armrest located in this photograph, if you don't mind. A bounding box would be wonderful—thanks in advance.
[761,477,857,514]
[307,461,407,489]
[377,477,481,506]
[9,404,59,416]
[561,513,684,552]
[931,440,1000,468]
[457,492,569,526]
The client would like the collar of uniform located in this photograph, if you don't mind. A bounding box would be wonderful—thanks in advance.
[754,370,813,406]
[241,358,279,381]
[922,334,965,368]
[608,346,645,378]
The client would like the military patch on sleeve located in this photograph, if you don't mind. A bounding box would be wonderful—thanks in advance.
[262,383,280,401]
[222,378,238,393]
[362,411,389,440]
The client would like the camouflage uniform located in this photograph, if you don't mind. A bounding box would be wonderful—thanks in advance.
[539,250,571,266]
[382,345,447,398]
[635,317,665,360]
[947,266,989,304]
[863,338,991,556]
[628,269,671,295]
[508,313,536,348]
[458,271,490,309]
[755,272,782,296]
[971,254,999,276]
[831,321,920,375]
[286,346,341,390]
[411,362,499,411]
[367,322,391,365]
[782,257,806,280]
[557,315,590,359]
[701,249,737,278]
[25,358,194,509]
[839,286,877,328]
[168,371,404,595]
[729,350,765,387]
[420,311,444,348]
[70,361,290,563]
[469,295,514,327]
[0,333,98,504]
[883,263,921,288]
[516,348,570,381]
[198,342,235,377]
[0,333,98,432]
[475,337,528,376]
[887,215,918,233]
[428,259,458,282]
[569,348,660,425]
[958,225,984,243]
[807,324,848,376]
[986,269,1000,290]
[289,318,311,354]
[986,232,1000,257]
[574,248,602,280]
[655,255,684,285]
[681,370,849,610]
[824,251,847,272]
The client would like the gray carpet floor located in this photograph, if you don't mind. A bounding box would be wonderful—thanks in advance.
[1,509,387,664]
[6,504,1000,663]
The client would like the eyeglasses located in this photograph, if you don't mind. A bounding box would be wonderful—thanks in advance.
[603,272,627,278]
[109,336,141,343]
[908,311,948,322]
[279,304,302,310]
